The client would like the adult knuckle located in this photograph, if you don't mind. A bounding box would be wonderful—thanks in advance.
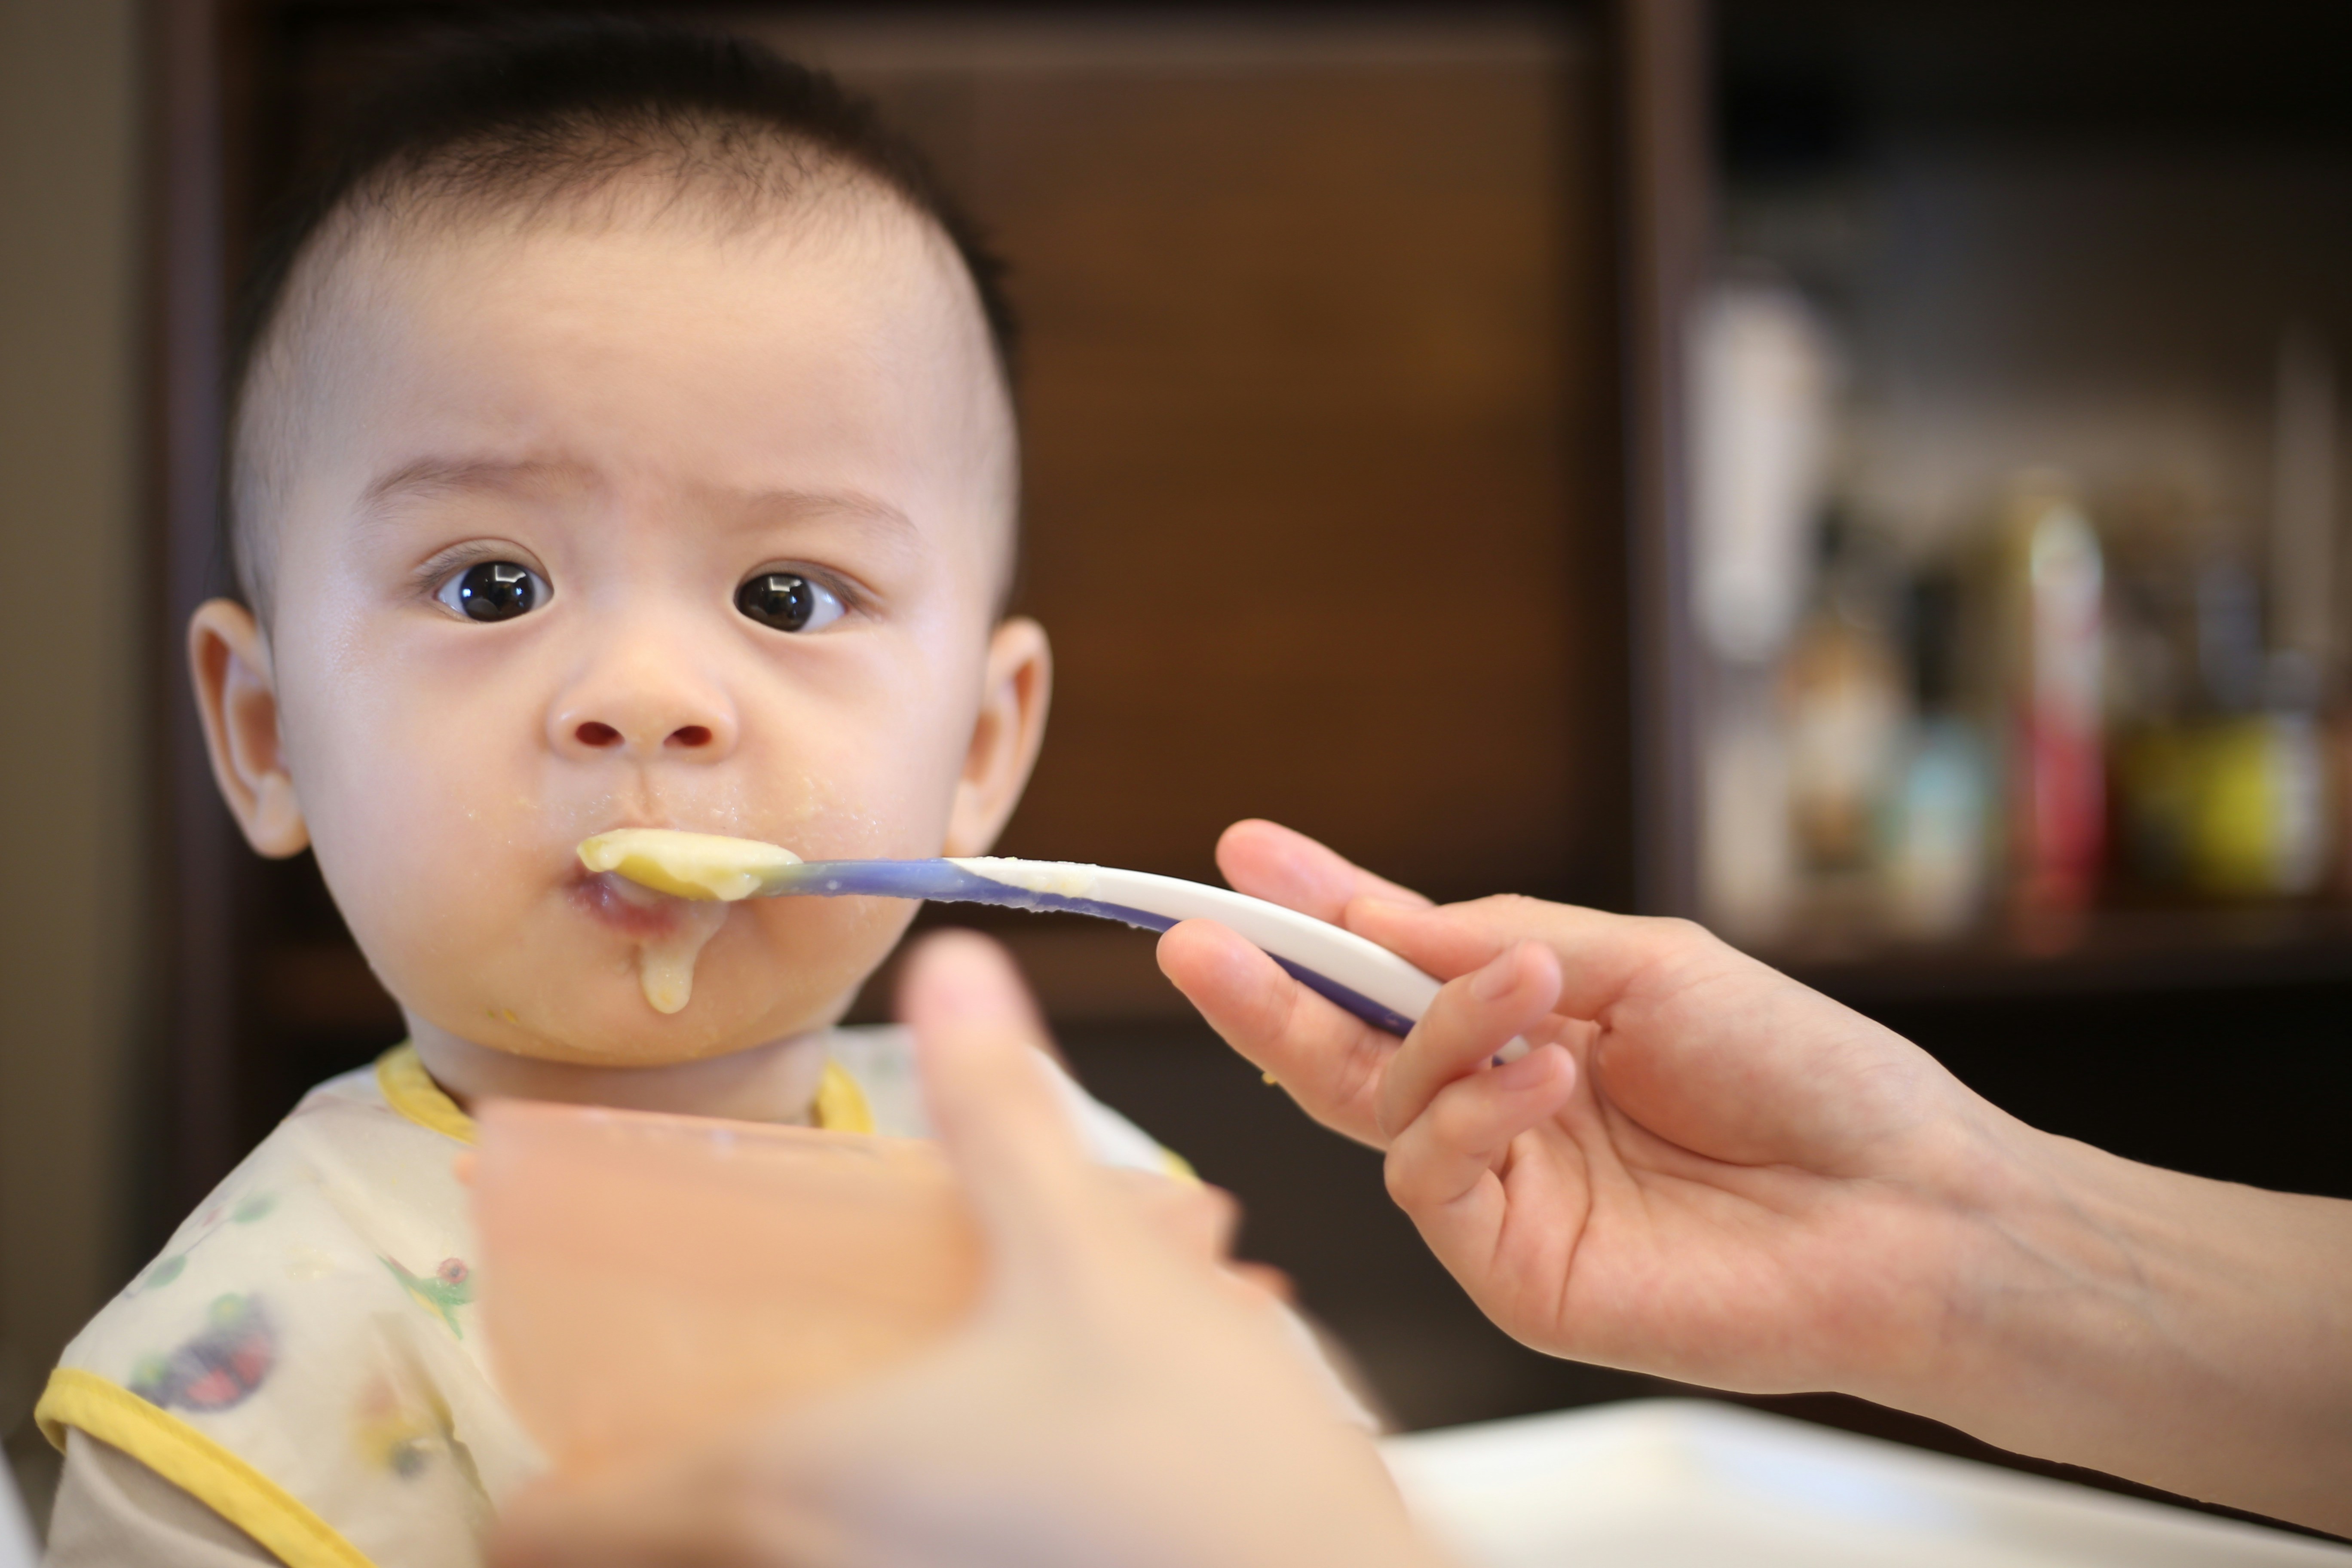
[1383,1152,1427,1208]
[1476,892,1544,924]
[1428,1086,1481,1147]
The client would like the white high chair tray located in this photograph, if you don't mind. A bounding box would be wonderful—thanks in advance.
[1382,1398,2347,1568]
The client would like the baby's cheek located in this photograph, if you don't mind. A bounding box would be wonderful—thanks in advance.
[758,764,954,864]
[734,894,916,1017]
[347,867,546,1029]
[306,808,560,1038]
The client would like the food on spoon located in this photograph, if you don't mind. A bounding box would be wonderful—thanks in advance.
[577,828,801,903]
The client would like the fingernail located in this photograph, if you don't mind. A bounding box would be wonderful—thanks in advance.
[1490,1042,1570,1092]
[1471,950,1519,1002]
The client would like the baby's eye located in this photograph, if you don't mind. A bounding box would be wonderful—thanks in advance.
[735,572,845,634]
[436,560,548,622]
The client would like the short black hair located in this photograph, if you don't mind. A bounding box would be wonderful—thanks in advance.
[225,18,1017,609]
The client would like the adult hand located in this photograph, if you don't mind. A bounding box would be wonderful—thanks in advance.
[1158,820,2352,1533]
[492,929,1441,1568]
[1158,821,2005,1396]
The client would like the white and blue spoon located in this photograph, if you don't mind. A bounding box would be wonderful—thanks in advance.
[579,828,1520,1056]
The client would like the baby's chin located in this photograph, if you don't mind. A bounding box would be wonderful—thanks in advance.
[373,886,917,1066]
[422,965,864,1068]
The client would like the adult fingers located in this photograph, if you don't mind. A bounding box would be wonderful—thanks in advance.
[1375,941,1563,1141]
[489,1454,754,1568]
[1110,1168,1242,1265]
[489,1485,636,1568]
[898,931,1109,1280]
[1346,896,1731,1022]
[1383,1046,1577,1214]
[1215,819,1433,922]
[1102,1170,1298,1305]
[1157,917,1393,1146]
[1227,1259,1298,1305]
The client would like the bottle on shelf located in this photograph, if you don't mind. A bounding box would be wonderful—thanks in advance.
[2188,654,2331,900]
[2114,538,2333,904]
[1690,274,1841,943]
[1782,512,1907,885]
[1994,472,2106,940]
[1881,569,1991,939]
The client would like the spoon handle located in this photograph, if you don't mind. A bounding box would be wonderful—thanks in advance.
[763,857,1444,1041]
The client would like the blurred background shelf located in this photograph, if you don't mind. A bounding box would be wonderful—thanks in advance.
[1776,905,2352,1000]
[1667,0,2352,970]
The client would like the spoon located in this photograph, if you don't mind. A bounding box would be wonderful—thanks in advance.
[579,829,1527,1058]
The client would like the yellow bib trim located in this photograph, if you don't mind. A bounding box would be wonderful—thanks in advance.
[376,1043,876,1139]
[375,1044,476,1144]
[37,1367,379,1568]
[812,1059,874,1133]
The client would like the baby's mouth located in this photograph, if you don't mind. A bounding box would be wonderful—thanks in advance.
[570,866,732,1016]
[568,827,805,1017]
[571,866,684,937]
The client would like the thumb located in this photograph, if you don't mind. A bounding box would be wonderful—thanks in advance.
[897,931,1108,1284]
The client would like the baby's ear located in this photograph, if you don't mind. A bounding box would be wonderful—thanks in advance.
[188,598,310,858]
[943,617,1051,857]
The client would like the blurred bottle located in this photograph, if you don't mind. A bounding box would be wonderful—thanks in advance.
[2188,655,2330,898]
[2184,554,2293,897]
[2106,529,2194,893]
[1882,570,1991,937]
[1784,514,1906,876]
[2260,326,2340,900]
[2116,549,2332,901]
[1690,276,1839,667]
[1996,472,2106,928]
[1690,275,1840,939]
[2182,548,2328,898]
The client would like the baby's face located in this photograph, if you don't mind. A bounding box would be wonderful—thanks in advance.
[239,197,1028,1065]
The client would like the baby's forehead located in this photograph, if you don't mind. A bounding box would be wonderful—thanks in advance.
[245,176,1017,597]
[325,172,979,359]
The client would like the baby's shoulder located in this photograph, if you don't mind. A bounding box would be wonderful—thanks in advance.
[38,1049,538,1567]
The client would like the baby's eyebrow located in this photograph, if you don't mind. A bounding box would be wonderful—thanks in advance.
[356,460,921,545]
[726,487,920,542]
[358,456,591,514]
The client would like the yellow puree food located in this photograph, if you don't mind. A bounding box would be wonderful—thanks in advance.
[576,828,801,901]
[575,829,802,1014]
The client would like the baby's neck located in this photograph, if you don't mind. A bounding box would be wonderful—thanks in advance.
[408,1022,834,1125]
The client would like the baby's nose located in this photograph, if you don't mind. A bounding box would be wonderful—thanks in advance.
[550,658,738,763]
[570,719,717,751]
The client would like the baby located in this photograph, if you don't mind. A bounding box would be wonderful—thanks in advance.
[37,25,1205,1568]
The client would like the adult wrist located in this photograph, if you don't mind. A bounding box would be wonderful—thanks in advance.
[1866,1113,2352,1530]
